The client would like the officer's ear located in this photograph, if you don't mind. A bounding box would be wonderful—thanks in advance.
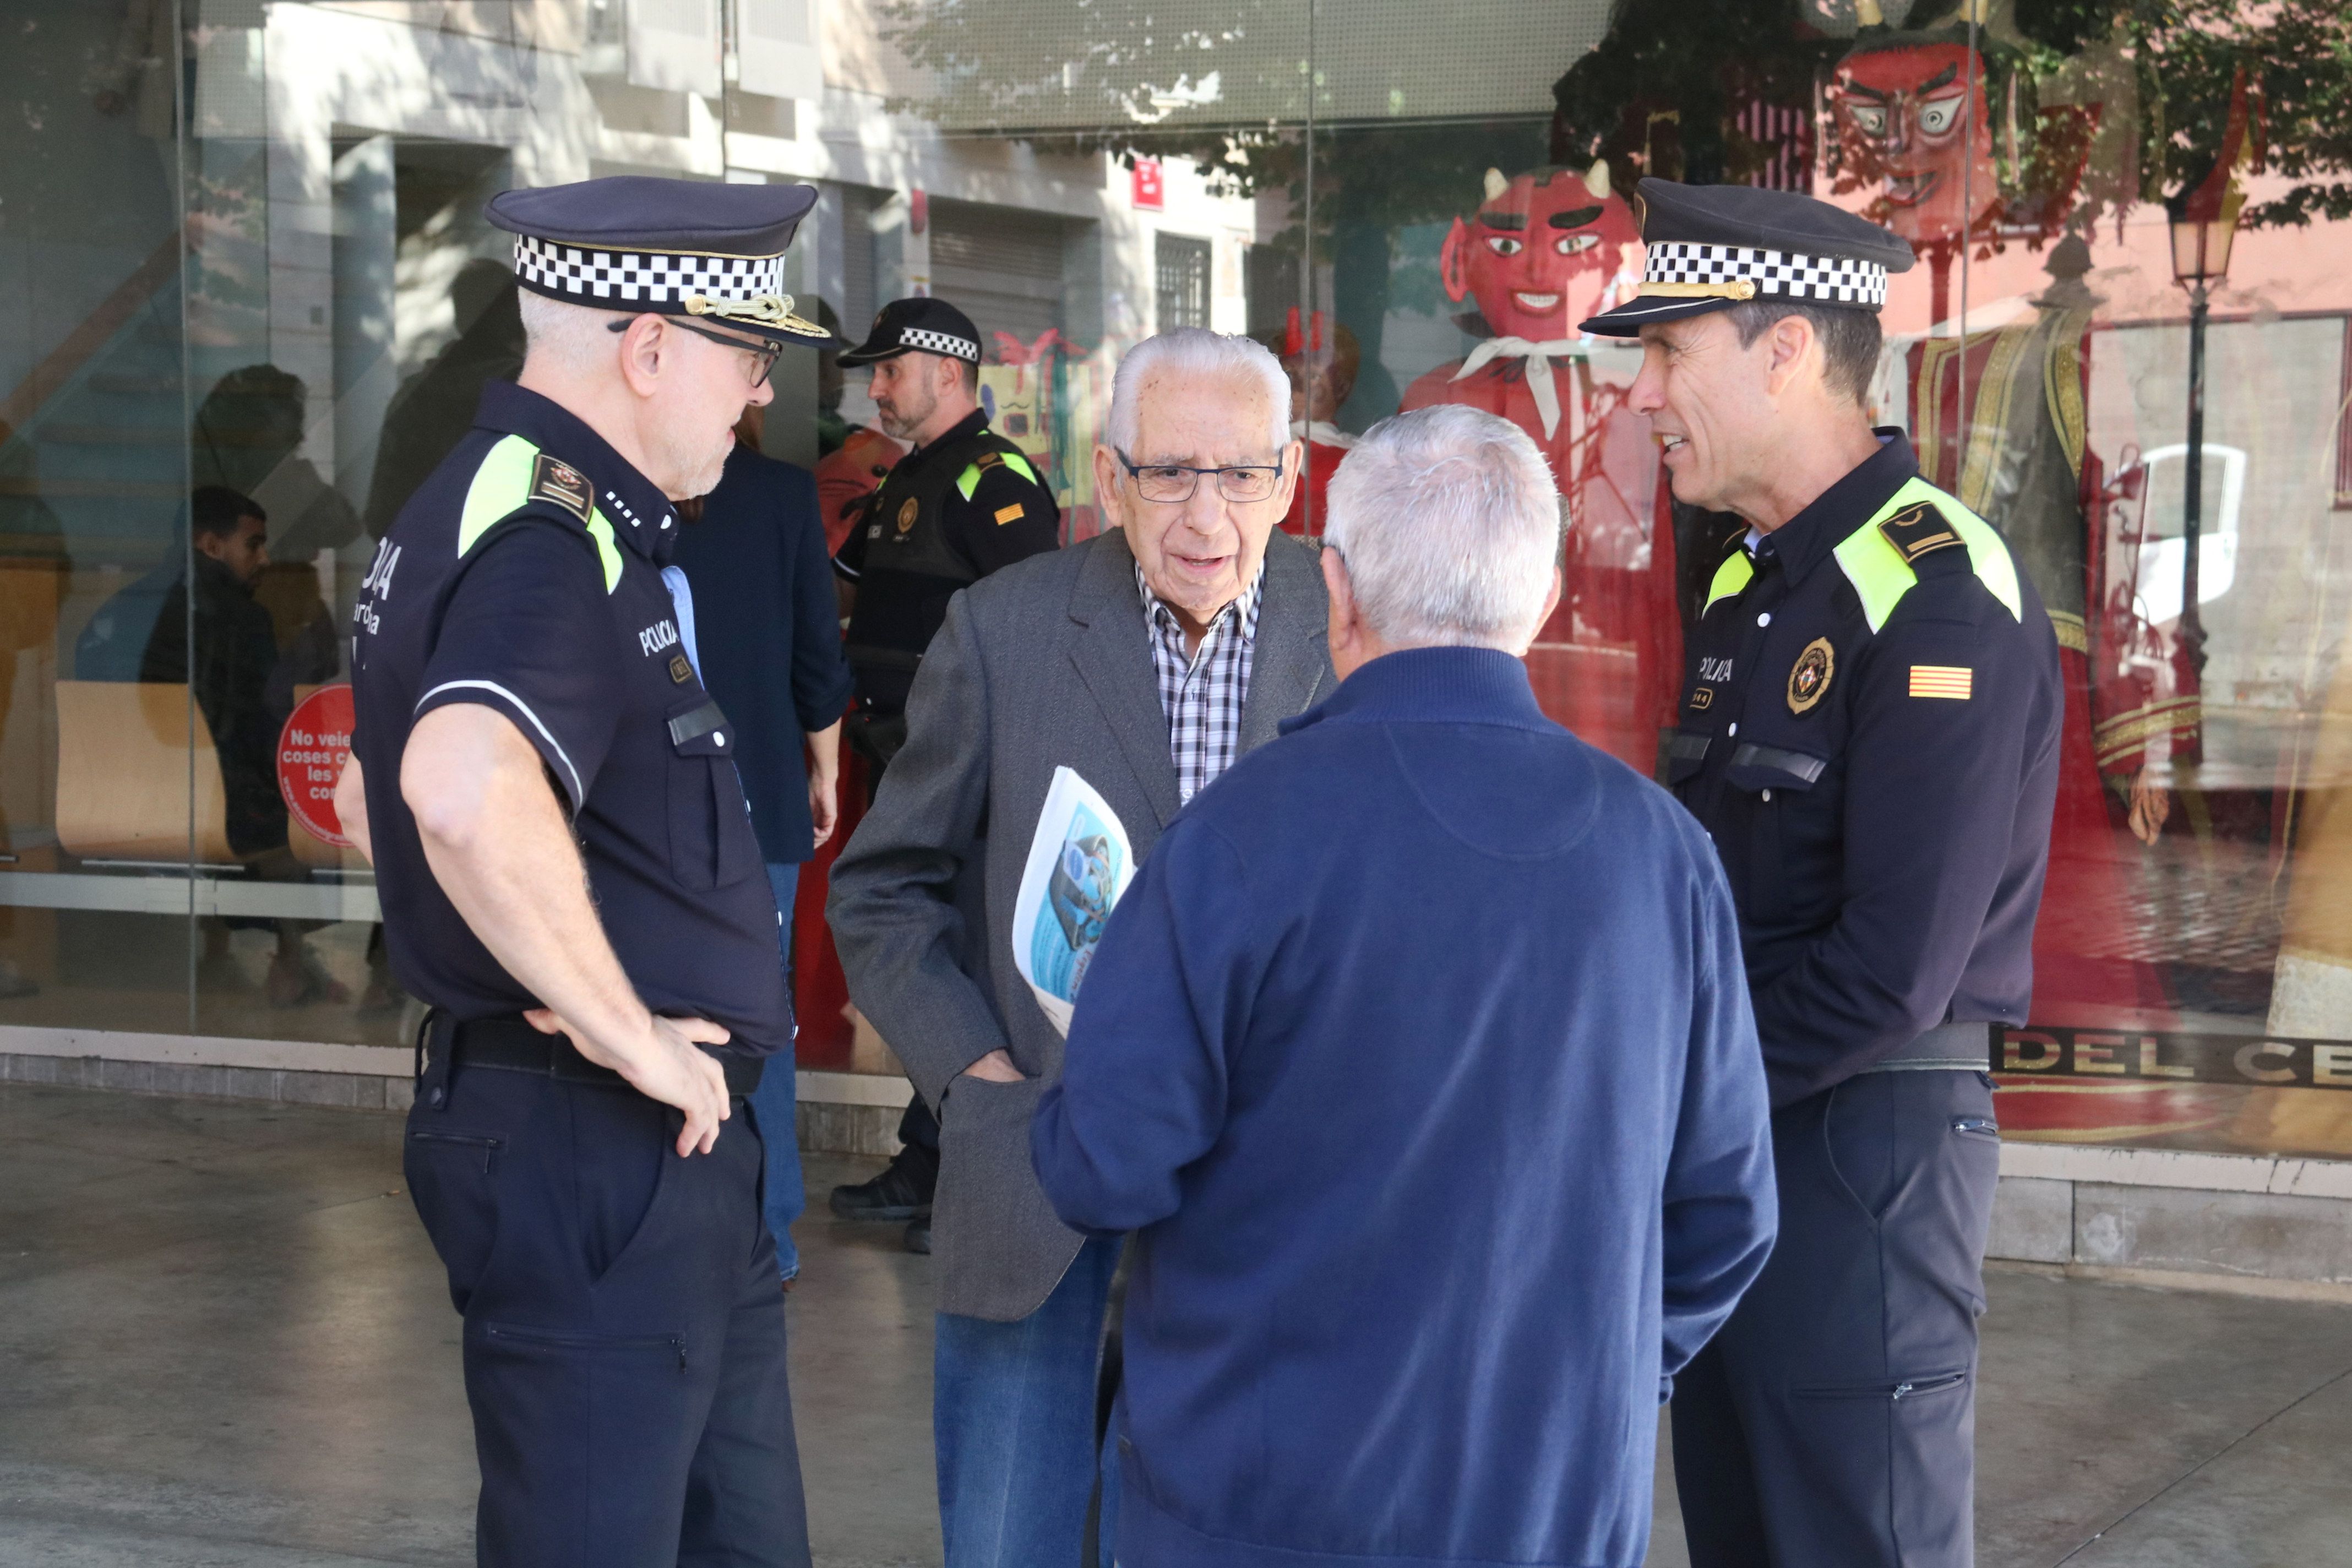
[614,314,673,399]
[1761,312,1821,401]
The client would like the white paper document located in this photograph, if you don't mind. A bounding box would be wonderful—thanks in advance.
[1011,766,1136,1036]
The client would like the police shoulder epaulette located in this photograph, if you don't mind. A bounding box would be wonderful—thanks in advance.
[457,433,625,594]
[1875,498,1966,568]
[956,446,1041,499]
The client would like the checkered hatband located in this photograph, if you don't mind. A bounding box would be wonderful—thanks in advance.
[511,234,787,306]
[899,326,982,363]
[1642,242,1890,308]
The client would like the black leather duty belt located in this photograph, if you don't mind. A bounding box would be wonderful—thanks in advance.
[1865,1020,1993,1074]
[434,1011,764,1098]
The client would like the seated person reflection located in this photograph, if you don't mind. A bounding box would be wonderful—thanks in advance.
[1032,404,1776,1568]
[139,486,346,1005]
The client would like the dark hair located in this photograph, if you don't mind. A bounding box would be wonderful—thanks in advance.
[1723,300,1881,406]
[190,484,264,542]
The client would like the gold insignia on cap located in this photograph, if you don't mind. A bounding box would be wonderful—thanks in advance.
[1787,637,1835,715]
[684,292,825,337]
[896,498,919,535]
[1639,280,1759,301]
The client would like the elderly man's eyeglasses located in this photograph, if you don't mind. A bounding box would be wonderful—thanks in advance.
[1115,450,1286,504]
[607,315,783,386]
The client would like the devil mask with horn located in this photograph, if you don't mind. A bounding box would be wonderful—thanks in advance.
[1440,162,1640,344]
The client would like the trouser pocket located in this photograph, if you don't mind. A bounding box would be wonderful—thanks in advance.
[405,1123,506,1313]
[466,1318,706,1566]
[1789,1369,1977,1567]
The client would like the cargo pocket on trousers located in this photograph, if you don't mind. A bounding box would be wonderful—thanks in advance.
[467,1319,696,1543]
[666,697,763,891]
[1793,1372,1975,1559]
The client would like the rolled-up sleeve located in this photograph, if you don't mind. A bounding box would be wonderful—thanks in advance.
[1032,815,1258,1235]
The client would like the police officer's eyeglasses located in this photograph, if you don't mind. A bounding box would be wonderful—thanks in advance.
[606,316,783,386]
[1115,450,1286,504]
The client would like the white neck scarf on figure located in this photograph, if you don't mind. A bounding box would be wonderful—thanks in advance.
[1452,337,1586,439]
[1291,418,1358,449]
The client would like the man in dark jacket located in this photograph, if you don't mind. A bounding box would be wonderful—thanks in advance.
[669,405,854,1285]
[1032,404,1777,1568]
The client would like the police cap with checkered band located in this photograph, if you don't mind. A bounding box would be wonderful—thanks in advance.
[1580,178,1915,337]
[484,175,834,345]
[836,297,986,368]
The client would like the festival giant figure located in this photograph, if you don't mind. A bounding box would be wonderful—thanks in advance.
[1828,18,2195,1023]
[1399,162,1678,770]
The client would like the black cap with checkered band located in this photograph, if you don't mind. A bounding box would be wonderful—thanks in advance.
[1580,179,1915,337]
[484,175,834,346]
[836,297,986,368]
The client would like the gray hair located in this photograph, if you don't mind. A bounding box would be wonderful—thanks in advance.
[1106,328,1290,459]
[1322,405,1561,652]
[519,289,620,374]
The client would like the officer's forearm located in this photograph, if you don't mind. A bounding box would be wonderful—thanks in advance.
[334,752,373,865]
[401,704,658,1071]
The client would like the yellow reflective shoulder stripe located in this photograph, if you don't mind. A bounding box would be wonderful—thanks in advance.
[585,511,624,594]
[458,434,539,557]
[1703,552,1754,615]
[956,448,1041,500]
[1831,476,2023,634]
[455,433,623,595]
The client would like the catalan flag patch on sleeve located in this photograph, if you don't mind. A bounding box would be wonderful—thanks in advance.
[1909,665,1973,699]
[994,503,1026,525]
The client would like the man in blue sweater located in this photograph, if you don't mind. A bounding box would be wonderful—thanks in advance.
[1032,404,1777,1568]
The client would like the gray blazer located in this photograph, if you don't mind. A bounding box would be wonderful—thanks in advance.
[826,527,1333,1320]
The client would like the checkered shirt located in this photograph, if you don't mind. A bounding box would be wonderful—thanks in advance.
[1137,561,1262,803]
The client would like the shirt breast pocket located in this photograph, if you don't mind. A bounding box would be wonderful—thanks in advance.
[1727,739,1842,925]
[665,696,763,892]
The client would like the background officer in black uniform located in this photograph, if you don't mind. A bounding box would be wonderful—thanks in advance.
[825,297,1060,1247]
[334,176,834,1567]
[1582,182,2063,1568]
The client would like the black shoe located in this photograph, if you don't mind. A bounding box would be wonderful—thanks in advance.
[903,1216,932,1255]
[829,1144,938,1222]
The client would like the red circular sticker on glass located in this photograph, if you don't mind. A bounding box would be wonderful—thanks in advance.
[277,684,356,847]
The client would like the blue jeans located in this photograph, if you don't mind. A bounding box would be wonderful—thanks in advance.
[934,1233,1122,1568]
[750,862,806,1282]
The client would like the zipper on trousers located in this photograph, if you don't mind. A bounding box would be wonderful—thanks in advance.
[482,1321,688,1374]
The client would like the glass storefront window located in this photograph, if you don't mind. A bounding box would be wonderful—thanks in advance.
[6,0,2350,1156]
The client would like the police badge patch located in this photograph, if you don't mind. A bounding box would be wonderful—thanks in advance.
[529,452,594,521]
[896,498,919,535]
[1787,638,1834,715]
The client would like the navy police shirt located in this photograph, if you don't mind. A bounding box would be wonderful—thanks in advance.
[1668,431,2062,1106]
[350,381,790,1055]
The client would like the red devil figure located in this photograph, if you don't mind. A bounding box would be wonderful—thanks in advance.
[1400,162,1678,771]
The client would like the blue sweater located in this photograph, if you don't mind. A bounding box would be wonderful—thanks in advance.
[1033,646,1776,1568]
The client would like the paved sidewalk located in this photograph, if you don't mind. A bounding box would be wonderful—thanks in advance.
[1,1083,2346,1566]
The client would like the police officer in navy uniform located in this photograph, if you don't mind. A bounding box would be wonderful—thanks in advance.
[334,176,834,1567]
[825,297,1060,1246]
[1582,181,2062,1567]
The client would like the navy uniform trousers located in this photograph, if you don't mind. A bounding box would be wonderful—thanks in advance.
[1674,1070,2002,1568]
[405,1033,813,1567]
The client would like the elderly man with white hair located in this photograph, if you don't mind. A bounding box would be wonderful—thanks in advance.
[827,326,1335,1565]
[1033,403,1779,1568]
